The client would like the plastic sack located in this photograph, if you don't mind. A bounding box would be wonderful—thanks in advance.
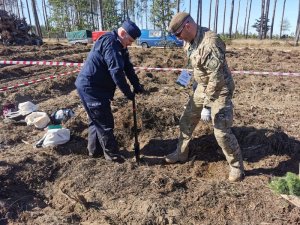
[25,112,50,129]
[18,101,38,116]
[36,128,70,148]
[51,109,75,124]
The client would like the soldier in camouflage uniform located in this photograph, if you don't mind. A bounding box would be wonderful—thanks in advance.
[165,12,245,182]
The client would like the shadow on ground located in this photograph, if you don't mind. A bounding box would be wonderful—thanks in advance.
[141,126,300,175]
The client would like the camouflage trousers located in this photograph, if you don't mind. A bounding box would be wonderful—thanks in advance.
[176,88,244,171]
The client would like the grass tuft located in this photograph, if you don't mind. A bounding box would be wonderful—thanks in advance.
[269,172,300,196]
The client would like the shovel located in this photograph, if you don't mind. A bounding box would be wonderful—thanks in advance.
[132,96,140,162]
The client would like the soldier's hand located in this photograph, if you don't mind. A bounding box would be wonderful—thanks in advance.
[201,107,211,122]
[134,84,145,94]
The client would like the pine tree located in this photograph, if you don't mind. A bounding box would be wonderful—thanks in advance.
[150,0,175,32]
[252,16,270,37]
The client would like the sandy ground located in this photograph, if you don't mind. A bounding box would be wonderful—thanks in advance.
[0,43,300,225]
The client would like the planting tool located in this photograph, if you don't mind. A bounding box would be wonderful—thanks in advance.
[132,96,140,162]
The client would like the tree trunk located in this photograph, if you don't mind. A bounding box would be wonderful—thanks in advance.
[177,0,180,13]
[243,0,249,36]
[2,0,5,11]
[246,0,252,38]
[208,0,212,29]
[64,3,71,32]
[125,0,129,20]
[90,0,95,30]
[20,0,25,19]
[259,0,265,40]
[214,0,219,33]
[263,0,270,39]
[197,0,202,27]
[295,0,300,45]
[162,0,165,32]
[123,0,126,21]
[229,0,234,38]
[234,0,240,38]
[280,0,287,37]
[42,0,49,33]
[74,2,80,29]
[222,0,227,35]
[70,7,75,29]
[25,0,32,29]
[189,0,191,14]
[269,0,277,39]
[31,0,42,37]
[145,0,148,29]
[295,24,300,46]
[98,0,103,30]
[16,0,20,18]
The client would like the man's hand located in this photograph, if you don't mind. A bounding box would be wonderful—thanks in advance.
[201,107,211,122]
[134,84,145,94]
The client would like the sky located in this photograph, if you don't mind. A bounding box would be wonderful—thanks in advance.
[184,0,298,36]
[25,0,299,36]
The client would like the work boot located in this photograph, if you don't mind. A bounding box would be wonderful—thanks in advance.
[228,167,245,182]
[88,151,103,158]
[165,149,189,163]
[104,151,125,163]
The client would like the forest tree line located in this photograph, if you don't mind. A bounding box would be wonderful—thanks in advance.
[0,0,299,44]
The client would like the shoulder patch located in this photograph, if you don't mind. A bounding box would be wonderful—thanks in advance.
[206,57,220,71]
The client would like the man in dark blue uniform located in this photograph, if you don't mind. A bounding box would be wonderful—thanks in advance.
[75,20,144,162]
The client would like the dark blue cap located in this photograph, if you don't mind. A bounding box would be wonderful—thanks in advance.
[122,20,141,39]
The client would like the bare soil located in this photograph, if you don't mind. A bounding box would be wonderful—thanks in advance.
[0,43,300,225]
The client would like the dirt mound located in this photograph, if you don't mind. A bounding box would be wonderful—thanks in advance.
[0,10,42,46]
[0,44,300,224]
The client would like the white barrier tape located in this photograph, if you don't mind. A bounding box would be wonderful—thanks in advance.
[0,60,299,77]
[0,69,80,92]
[232,71,300,77]
[134,67,300,77]
[134,66,191,72]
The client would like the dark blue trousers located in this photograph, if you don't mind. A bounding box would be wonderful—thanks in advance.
[77,89,119,159]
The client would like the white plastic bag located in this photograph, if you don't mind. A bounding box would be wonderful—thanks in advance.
[41,128,70,147]
[18,101,38,115]
[25,112,50,129]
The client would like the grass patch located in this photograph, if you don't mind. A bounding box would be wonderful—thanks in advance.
[269,172,300,196]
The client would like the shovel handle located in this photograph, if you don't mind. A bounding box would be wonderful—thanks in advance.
[132,97,140,162]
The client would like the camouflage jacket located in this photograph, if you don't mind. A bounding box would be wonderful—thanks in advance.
[184,26,235,107]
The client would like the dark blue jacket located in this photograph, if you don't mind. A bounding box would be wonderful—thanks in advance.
[75,30,140,100]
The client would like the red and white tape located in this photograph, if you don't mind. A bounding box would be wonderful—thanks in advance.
[134,67,300,76]
[134,66,189,72]
[0,60,83,67]
[1,60,299,77]
[232,70,300,77]
[0,69,80,92]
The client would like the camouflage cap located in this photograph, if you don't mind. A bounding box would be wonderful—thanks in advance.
[168,12,190,34]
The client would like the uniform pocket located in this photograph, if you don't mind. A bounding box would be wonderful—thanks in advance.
[213,105,233,129]
[87,99,111,121]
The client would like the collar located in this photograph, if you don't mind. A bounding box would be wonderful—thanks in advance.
[113,30,125,49]
[190,26,204,50]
